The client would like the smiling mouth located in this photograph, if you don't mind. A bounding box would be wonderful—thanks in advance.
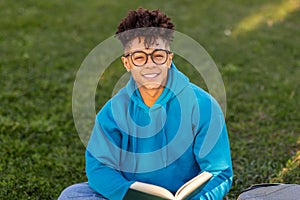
[142,73,160,79]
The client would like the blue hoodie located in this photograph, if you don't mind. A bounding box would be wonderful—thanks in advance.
[86,63,233,200]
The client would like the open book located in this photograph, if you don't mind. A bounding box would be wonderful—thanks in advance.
[123,171,213,200]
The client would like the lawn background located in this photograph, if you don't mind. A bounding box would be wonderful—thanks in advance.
[0,0,299,199]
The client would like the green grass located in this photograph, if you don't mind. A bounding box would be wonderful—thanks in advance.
[1,0,299,199]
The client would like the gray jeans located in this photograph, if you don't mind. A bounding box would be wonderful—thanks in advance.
[58,182,107,200]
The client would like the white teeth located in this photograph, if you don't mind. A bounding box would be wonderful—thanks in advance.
[143,73,158,78]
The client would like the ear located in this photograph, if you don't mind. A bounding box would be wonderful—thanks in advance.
[166,53,174,68]
[121,56,131,72]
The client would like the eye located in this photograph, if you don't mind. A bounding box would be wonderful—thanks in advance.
[134,56,145,60]
[155,54,164,58]
[153,52,166,60]
[132,52,146,61]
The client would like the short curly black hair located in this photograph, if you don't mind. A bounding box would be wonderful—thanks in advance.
[116,7,175,49]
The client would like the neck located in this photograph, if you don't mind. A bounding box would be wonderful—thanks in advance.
[139,86,164,107]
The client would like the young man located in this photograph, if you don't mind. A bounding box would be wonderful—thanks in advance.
[59,8,233,200]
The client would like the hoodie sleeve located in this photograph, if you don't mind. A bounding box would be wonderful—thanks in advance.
[85,106,134,200]
[191,91,233,200]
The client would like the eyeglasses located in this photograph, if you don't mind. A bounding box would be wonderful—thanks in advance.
[124,49,172,67]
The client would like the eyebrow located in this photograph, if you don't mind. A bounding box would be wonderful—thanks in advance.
[124,48,169,56]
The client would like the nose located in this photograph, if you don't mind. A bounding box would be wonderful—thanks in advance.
[143,54,156,67]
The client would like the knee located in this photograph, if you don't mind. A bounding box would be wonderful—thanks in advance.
[58,182,105,200]
[58,183,87,200]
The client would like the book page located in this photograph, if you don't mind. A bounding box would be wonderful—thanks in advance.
[174,171,213,200]
[130,181,175,199]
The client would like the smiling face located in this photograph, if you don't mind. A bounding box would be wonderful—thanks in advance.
[121,37,173,91]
